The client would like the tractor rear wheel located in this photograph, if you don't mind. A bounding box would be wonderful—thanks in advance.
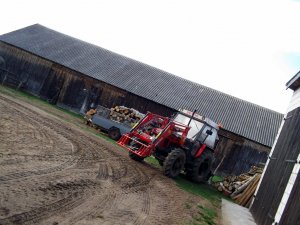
[108,127,121,140]
[129,152,144,162]
[163,149,186,178]
[187,150,213,183]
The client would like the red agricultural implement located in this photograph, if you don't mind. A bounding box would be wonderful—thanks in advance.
[117,109,220,183]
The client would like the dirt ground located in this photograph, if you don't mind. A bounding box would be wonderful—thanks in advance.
[0,92,215,225]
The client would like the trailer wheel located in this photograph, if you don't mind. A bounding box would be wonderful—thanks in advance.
[129,152,144,162]
[163,148,186,178]
[108,127,121,140]
[187,150,213,183]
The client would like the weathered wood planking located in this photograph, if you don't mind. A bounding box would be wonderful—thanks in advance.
[251,107,300,225]
[213,129,269,176]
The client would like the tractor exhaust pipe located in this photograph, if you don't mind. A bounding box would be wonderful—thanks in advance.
[187,109,197,126]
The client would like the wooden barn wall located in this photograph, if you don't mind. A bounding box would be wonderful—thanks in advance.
[251,107,300,225]
[56,72,175,116]
[212,129,270,176]
[46,67,176,116]
[0,42,270,176]
[0,42,52,95]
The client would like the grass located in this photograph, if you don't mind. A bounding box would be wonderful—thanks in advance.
[175,176,223,206]
[211,175,223,183]
[184,199,217,225]
[189,205,217,225]
[144,156,161,167]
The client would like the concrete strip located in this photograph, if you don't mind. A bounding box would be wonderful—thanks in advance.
[222,199,256,225]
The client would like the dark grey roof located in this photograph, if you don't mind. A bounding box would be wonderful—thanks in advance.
[0,24,283,146]
[286,70,300,91]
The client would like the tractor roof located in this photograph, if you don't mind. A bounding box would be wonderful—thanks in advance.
[178,109,219,130]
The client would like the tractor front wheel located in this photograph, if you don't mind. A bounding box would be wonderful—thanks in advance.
[187,150,213,183]
[129,152,144,162]
[163,149,186,178]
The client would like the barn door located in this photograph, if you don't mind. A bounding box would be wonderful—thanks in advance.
[60,77,87,112]
[39,68,65,104]
[250,109,300,225]
[86,86,101,108]
[0,56,6,83]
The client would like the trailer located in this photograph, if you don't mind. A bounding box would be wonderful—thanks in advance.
[89,105,144,140]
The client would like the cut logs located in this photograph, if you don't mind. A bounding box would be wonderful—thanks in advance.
[85,105,145,129]
[212,166,263,207]
[84,108,97,125]
[109,105,144,125]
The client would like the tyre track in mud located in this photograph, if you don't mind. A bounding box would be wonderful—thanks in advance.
[0,95,117,224]
[0,93,197,225]
[0,95,110,178]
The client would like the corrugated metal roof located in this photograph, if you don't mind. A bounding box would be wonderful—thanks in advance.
[0,24,283,146]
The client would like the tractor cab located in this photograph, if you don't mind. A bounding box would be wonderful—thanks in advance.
[173,110,219,150]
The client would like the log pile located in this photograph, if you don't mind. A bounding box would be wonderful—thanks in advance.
[84,108,97,125]
[213,166,263,207]
[110,106,144,125]
[85,108,97,118]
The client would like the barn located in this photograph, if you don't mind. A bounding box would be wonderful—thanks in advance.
[0,24,283,176]
[250,72,300,225]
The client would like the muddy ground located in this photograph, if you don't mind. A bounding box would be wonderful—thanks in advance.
[0,91,214,225]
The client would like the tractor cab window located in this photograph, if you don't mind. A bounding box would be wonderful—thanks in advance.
[173,113,204,139]
[197,126,218,149]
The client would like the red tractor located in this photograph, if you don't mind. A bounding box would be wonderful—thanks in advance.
[117,109,219,183]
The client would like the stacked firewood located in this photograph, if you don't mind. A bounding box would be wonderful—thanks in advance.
[213,166,263,207]
[84,108,97,125]
[110,106,144,124]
